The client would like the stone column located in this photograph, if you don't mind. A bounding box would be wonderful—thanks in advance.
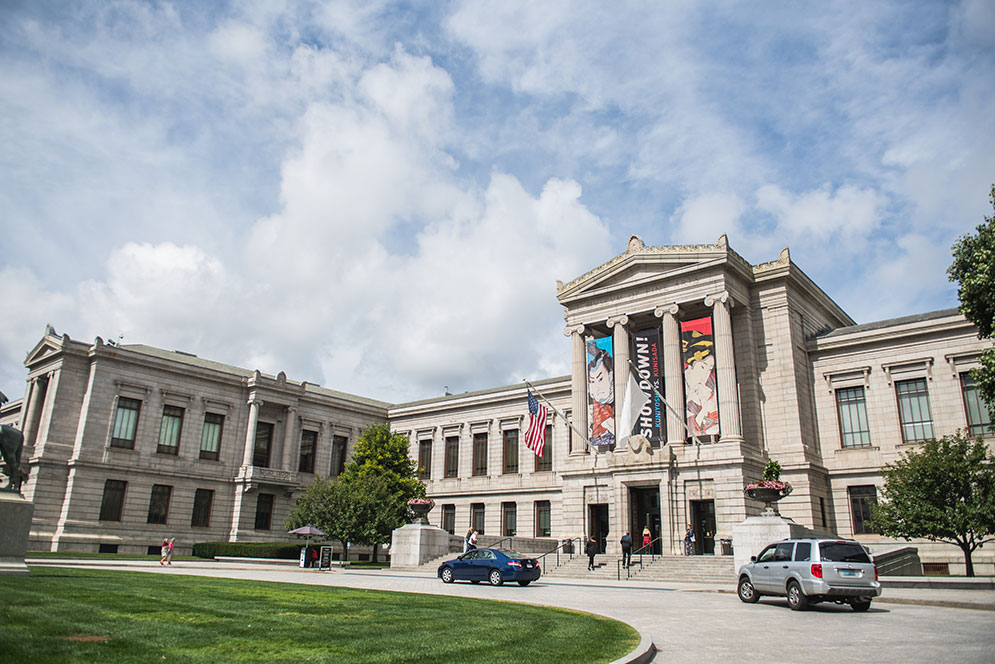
[282,406,298,471]
[19,377,44,447]
[656,303,685,445]
[607,316,630,434]
[565,324,588,454]
[242,398,262,466]
[705,291,743,442]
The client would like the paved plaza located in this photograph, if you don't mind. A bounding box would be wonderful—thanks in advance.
[26,558,995,663]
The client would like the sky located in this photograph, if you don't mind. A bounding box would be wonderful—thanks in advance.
[1,0,993,405]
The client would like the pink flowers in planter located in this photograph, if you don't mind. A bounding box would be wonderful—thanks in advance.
[407,498,434,506]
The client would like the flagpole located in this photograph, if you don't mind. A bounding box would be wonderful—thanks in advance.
[626,359,704,446]
[523,379,594,450]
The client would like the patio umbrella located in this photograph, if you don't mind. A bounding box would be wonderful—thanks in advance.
[288,525,326,548]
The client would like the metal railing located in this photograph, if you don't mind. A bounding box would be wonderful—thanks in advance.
[536,537,584,576]
[617,536,664,580]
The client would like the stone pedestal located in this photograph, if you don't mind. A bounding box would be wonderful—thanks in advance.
[389,523,456,569]
[731,514,836,573]
[0,492,33,575]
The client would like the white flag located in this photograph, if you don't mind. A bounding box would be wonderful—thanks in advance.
[617,366,651,447]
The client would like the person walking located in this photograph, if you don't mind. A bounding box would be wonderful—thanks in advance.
[641,526,651,551]
[684,524,696,556]
[166,537,175,565]
[159,538,168,565]
[464,529,473,553]
[620,531,632,568]
[468,530,478,550]
[585,535,598,571]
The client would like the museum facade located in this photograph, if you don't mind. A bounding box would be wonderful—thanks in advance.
[3,236,992,573]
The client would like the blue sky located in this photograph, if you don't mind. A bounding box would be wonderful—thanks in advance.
[1,1,993,403]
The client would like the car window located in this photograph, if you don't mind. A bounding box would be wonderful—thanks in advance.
[462,550,479,560]
[794,542,811,562]
[819,541,871,563]
[481,550,496,559]
[757,545,777,563]
[774,542,794,561]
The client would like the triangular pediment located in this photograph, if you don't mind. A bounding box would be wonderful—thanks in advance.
[556,235,731,303]
[24,325,68,365]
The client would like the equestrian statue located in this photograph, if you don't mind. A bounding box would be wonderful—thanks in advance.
[0,424,26,493]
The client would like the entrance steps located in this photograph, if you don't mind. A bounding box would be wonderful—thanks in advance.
[543,553,736,584]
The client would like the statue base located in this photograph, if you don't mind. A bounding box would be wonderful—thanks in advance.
[389,523,459,569]
[732,514,837,573]
[0,492,33,576]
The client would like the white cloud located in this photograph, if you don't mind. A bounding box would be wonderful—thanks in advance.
[755,183,885,240]
[670,193,747,246]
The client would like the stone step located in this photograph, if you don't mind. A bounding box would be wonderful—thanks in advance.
[544,553,736,583]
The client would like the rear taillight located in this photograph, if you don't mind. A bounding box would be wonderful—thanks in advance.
[811,563,823,578]
[874,566,879,581]
[508,560,522,567]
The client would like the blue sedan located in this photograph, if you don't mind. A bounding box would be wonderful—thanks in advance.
[438,548,541,586]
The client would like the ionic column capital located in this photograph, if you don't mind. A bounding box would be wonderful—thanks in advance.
[654,303,680,318]
[563,324,586,337]
[704,291,732,309]
[247,398,264,408]
[606,315,629,328]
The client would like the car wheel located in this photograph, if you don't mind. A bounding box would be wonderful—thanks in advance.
[787,581,808,611]
[488,569,504,586]
[850,598,872,612]
[517,580,532,586]
[440,567,454,584]
[738,577,760,603]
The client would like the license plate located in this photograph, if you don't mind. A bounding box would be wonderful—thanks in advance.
[525,562,533,568]
[839,569,859,577]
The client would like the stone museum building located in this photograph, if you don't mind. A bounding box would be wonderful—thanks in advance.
[2,235,992,573]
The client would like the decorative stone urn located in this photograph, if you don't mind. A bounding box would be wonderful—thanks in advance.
[407,499,435,525]
[744,483,792,516]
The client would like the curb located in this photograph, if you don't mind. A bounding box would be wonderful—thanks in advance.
[876,596,995,612]
[610,631,656,664]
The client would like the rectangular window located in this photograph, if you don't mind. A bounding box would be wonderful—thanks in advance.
[849,485,878,535]
[442,504,455,534]
[472,433,488,476]
[253,422,274,467]
[819,496,827,528]
[200,412,224,460]
[896,378,934,443]
[471,503,485,535]
[961,372,993,436]
[298,430,317,473]
[836,386,871,448]
[444,436,459,478]
[502,502,517,537]
[146,484,173,525]
[191,488,214,527]
[535,500,551,538]
[418,439,432,480]
[330,435,348,477]
[111,397,141,449]
[157,405,184,455]
[99,479,127,521]
[503,430,519,474]
[535,425,553,472]
[254,493,274,530]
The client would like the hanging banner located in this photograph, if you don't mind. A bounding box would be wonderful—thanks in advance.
[630,328,664,442]
[681,316,720,438]
[586,335,615,447]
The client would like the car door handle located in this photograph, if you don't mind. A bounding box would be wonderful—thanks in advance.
[782,565,789,569]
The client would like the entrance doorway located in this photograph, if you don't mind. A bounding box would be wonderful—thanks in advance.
[690,499,716,554]
[629,487,661,554]
[587,503,609,554]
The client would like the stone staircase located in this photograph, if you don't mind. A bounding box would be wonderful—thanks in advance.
[543,553,736,584]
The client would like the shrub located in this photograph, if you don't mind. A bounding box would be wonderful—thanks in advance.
[191,541,306,560]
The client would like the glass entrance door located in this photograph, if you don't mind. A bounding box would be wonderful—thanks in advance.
[690,499,716,554]
[629,487,661,554]
[588,503,609,554]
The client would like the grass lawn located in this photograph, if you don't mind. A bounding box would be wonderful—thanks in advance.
[0,567,638,663]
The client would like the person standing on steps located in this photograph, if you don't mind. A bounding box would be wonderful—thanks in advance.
[468,530,478,550]
[620,531,632,568]
[684,524,696,556]
[159,538,168,565]
[642,526,651,551]
[585,535,598,571]
[464,529,473,553]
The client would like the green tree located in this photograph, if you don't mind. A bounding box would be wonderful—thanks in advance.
[948,183,995,418]
[869,431,995,577]
[286,423,426,562]
[342,423,427,560]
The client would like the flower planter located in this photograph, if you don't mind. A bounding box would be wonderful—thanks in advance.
[407,500,435,524]
[744,484,792,516]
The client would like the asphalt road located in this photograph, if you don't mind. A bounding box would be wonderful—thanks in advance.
[28,560,995,664]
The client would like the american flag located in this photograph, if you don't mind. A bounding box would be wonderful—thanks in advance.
[525,391,548,457]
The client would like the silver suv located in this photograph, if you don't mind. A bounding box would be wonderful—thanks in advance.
[737,538,881,611]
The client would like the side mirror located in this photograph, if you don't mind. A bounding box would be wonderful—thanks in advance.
[750,555,757,562]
